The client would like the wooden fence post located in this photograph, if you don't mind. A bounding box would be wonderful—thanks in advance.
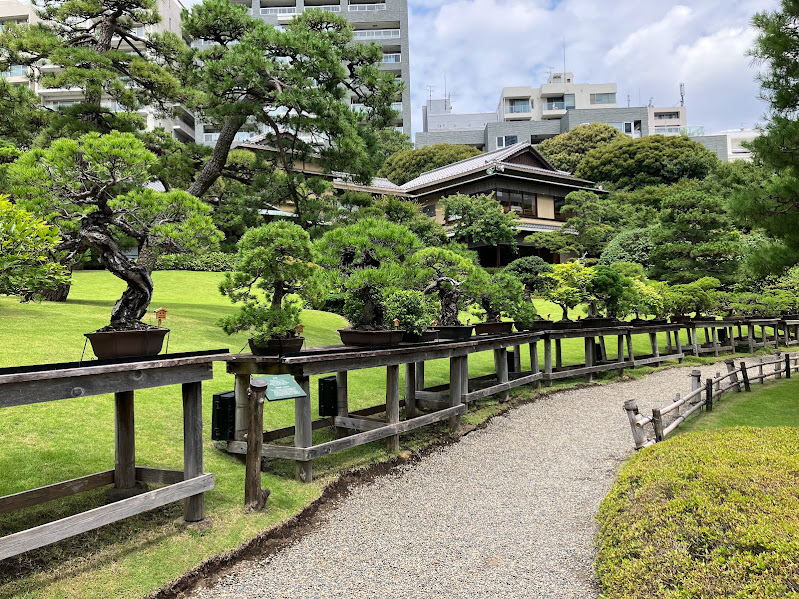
[775,350,783,380]
[336,371,349,437]
[787,353,792,379]
[651,407,664,442]
[245,379,270,511]
[715,372,721,393]
[759,357,765,384]
[690,370,702,394]
[725,359,740,392]
[739,362,751,392]
[404,364,417,419]
[448,356,463,431]
[705,379,713,412]
[494,348,509,401]
[623,400,649,449]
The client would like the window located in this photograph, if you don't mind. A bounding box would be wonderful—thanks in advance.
[564,94,575,109]
[590,93,616,104]
[495,189,537,216]
[382,53,401,63]
[354,29,400,39]
[422,204,436,217]
[506,98,531,114]
[1,65,26,77]
[496,135,518,148]
[553,197,574,221]
[654,112,680,120]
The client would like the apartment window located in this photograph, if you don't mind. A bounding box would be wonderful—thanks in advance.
[382,53,401,63]
[309,5,342,12]
[495,188,537,216]
[1,65,26,77]
[654,112,680,120]
[354,29,400,39]
[590,93,616,104]
[506,98,531,114]
[496,135,518,148]
[609,122,633,135]
[564,94,575,109]
[545,96,565,110]
[261,6,298,15]
[348,2,387,10]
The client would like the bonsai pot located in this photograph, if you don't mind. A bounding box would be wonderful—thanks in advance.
[551,320,581,330]
[248,336,304,356]
[402,329,439,343]
[85,328,169,360]
[474,321,513,335]
[670,315,691,323]
[580,317,619,328]
[338,329,404,347]
[692,315,718,321]
[435,325,475,340]
[631,318,667,326]
[516,319,554,332]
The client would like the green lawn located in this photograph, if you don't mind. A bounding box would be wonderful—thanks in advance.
[680,375,799,432]
[0,271,767,598]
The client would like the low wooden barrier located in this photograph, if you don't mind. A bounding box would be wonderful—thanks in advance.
[0,351,225,561]
[625,351,798,449]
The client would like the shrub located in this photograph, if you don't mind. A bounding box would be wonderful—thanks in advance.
[383,289,436,335]
[156,251,235,272]
[597,427,799,599]
[598,228,653,267]
[503,256,554,294]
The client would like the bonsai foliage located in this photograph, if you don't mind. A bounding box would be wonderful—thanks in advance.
[587,265,626,317]
[503,256,554,295]
[470,270,525,322]
[610,263,666,319]
[442,193,519,251]
[218,222,319,342]
[409,247,479,327]
[383,289,436,336]
[316,218,420,330]
[544,261,594,321]
[0,195,68,300]
[536,123,625,174]
[512,299,539,328]
[662,277,720,317]
[378,143,481,186]
[345,195,447,247]
[181,3,399,200]
[10,131,221,330]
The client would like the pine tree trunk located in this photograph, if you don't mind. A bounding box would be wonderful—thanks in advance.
[187,114,248,199]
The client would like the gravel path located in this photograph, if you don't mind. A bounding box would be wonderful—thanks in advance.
[192,360,754,599]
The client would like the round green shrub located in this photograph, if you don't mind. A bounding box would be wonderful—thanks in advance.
[598,228,653,267]
[597,427,799,599]
[156,251,235,272]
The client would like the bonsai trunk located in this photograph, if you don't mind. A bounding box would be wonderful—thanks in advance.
[83,226,153,330]
[40,265,73,302]
[482,299,501,322]
[439,290,461,326]
[558,303,569,321]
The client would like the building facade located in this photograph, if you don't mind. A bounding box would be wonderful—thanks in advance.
[690,129,758,162]
[417,72,688,154]
[0,0,195,143]
[197,0,411,147]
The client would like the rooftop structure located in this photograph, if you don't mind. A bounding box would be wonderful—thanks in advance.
[417,73,688,154]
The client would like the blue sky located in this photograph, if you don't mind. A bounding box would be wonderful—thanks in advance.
[407,0,778,139]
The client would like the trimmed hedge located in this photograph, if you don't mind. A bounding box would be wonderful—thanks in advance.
[155,252,235,272]
[596,427,799,598]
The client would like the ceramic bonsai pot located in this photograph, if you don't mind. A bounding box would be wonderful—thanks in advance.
[435,325,475,340]
[474,321,513,335]
[402,329,439,343]
[515,320,554,332]
[551,320,581,330]
[248,336,305,356]
[631,318,668,326]
[85,328,169,360]
[338,329,404,346]
[580,317,619,328]
[670,315,691,323]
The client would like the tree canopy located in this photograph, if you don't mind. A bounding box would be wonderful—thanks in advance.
[536,123,626,173]
[441,193,519,250]
[378,143,481,186]
[575,135,718,190]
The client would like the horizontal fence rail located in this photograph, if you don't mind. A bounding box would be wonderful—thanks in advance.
[625,351,798,449]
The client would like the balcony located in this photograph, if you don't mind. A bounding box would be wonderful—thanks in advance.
[261,6,299,15]
[1,65,27,78]
[353,29,400,40]
[306,5,342,12]
[382,52,401,63]
[349,3,387,11]
[202,131,258,144]
[541,101,567,119]
[172,120,196,141]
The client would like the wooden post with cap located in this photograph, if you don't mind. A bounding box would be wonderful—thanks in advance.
[245,378,270,511]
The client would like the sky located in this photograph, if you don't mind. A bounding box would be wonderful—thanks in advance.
[407,0,779,139]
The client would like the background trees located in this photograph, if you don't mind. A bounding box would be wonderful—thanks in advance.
[378,144,481,185]
[536,123,625,173]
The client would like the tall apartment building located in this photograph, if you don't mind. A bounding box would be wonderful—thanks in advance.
[417,72,688,154]
[197,0,411,147]
[0,0,195,143]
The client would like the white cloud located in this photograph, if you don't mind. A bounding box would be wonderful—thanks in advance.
[409,0,779,139]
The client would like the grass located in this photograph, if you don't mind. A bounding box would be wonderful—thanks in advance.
[0,271,773,598]
[596,427,799,599]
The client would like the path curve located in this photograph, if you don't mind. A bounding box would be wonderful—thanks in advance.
[191,360,748,599]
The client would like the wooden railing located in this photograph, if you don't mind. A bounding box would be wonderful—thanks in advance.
[625,351,798,449]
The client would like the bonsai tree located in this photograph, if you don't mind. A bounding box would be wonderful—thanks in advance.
[218,221,320,343]
[315,218,420,330]
[470,270,525,322]
[409,247,479,326]
[503,256,554,295]
[662,277,721,318]
[383,289,437,336]
[512,299,539,329]
[587,265,627,317]
[0,195,68,301]
[544,261,594,321]
[9,132,221,331]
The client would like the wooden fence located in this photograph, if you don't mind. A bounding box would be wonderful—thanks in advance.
[624,351,798,449]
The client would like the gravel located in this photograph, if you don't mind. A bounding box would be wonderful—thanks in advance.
[191,359,760,599]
